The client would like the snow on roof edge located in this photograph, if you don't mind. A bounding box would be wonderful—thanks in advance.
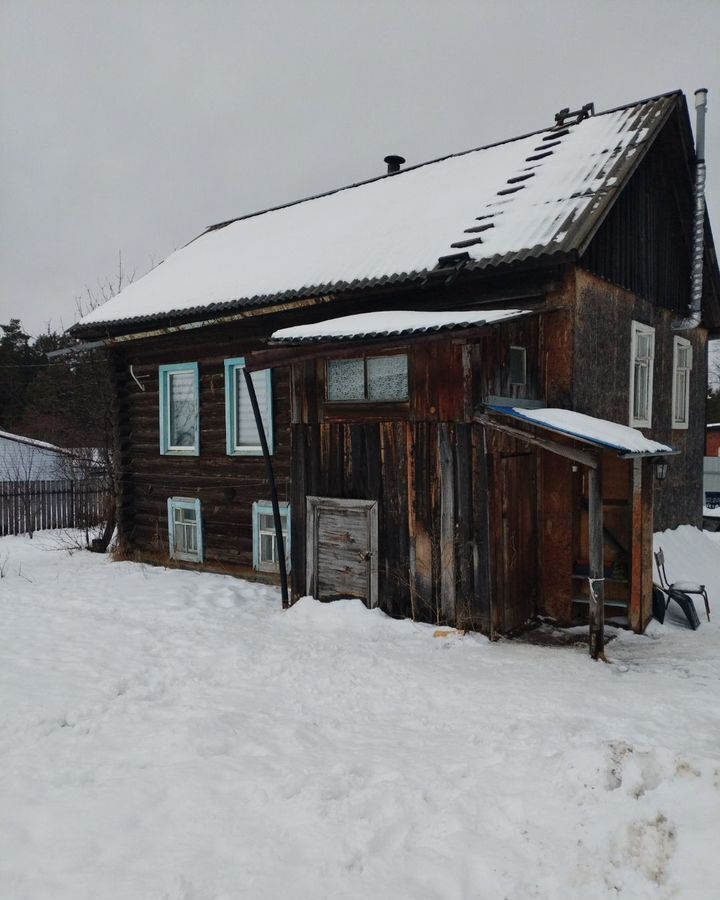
[489,406,676,456]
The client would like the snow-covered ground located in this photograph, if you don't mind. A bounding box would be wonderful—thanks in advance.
[0,528,718,900]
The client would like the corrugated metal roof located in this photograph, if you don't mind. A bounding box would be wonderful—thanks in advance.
[487,406,677,457]
[74,92,680,334]
[270,308,533,343]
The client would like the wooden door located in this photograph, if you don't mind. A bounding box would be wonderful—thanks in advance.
[495,453,537,631]
[306,497,378,607]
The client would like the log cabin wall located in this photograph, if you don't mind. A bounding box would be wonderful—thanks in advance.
[573,267,707,529]
[109,316,299,574]
[289,317,545,629]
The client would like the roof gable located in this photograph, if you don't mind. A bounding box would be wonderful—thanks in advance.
[75,92,682,333]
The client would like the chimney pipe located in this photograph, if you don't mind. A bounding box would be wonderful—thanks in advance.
[673,88,708,331]
[384,154,405,175]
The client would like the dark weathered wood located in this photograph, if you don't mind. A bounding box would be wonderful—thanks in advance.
[243,367,289,609]
[438,423,456,623]
[587,462,605,659]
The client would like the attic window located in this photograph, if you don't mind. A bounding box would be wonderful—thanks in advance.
[509,347,527,386]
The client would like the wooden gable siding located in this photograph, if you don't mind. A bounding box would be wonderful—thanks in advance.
[583,110,694,316]
[289,318,545,627]
[110,319,293,572]
[572,267,706,529]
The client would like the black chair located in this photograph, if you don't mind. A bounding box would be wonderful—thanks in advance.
[654,548,710,622]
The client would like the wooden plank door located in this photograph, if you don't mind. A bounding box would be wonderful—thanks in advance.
[495,453,537,631]
[306,497,379,607]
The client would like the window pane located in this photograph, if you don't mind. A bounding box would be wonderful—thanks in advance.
[259,513,275,530]
[235,368,270,448]
[260,532,275,562]
[173,507,197,554]
[327,358,365,401]
[675,370,688,422]
[636,333,652,360]
[169,371,196,447]
[509,347,526,386]
[677,345,690,369]
[634,362,648,421]
[367,355,408,400]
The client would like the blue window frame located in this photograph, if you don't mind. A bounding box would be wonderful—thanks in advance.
[159,363,200,456]
[224,358,273,456]
[252,501,290,572]
[167,497,203,562]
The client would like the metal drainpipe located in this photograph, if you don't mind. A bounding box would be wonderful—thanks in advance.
[674,88,708,331]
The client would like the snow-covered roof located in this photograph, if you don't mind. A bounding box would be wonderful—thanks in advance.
[0,429,69,455]
[488,406,676,457]
[271,308,530,343]
[74,92,679,333]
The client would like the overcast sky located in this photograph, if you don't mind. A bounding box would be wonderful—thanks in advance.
[1,0,719,336]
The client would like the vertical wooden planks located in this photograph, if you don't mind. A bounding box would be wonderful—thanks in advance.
[438,423,456,623]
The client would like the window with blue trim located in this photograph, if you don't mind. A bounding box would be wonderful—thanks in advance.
[252,501,290,572]
[167,497,203,562]
[159,363,199,455]
[224,358,273,456]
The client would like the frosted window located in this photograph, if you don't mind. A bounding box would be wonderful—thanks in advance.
[367,355,408,400]
[169,371,197,448]
[327,359,365,400]
[235,368,270,449]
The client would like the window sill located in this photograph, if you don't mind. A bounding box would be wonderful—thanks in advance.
[161,448,199,457]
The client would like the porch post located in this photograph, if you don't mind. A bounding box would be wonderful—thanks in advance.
[587,459,605,660]
[242,367,289,609]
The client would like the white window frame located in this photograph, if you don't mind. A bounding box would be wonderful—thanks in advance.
[224,358,273,456]
[252,501,290,573]
[167,497,203,562]
[671,336,692,430]
[629,321,655,428]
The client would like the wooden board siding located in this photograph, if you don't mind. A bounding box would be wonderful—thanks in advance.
[111,317,297,572]
[573,267,707,529]
[583,111,695,317]
[287,322,549,629]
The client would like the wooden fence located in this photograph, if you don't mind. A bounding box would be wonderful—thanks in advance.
[0,479,110,537]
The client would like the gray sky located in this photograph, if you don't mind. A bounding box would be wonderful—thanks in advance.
[1,0,719,336]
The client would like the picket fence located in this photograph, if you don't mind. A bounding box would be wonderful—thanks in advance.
[0,479,109,537]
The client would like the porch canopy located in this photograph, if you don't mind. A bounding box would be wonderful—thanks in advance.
[243,307,536,371]
[484,405,678,458]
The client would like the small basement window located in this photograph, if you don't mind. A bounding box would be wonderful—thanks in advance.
[672,336,692,429]
[509,346,527,386]
[224,358,273,455]
[159,363,199,455]
[253,501,290,572]
[167,497,203,562]
[326,354,408,402]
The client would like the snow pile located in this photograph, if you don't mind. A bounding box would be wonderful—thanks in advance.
[0,528,719,899]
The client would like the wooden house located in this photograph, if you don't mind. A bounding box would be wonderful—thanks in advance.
[70,90,720,653]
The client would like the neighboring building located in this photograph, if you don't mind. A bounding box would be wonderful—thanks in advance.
[706,422,720,455]
[0,430,73,481]
[69,90,720,638]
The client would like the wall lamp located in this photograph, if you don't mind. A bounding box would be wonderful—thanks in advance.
[655,460,669,482]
